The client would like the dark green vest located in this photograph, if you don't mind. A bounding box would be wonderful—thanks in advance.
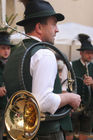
[72,59,93,110]
[4,38,72,134]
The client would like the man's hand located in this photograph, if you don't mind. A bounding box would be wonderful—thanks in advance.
[59,92,81,110]
[68,93,81,110]
[0,86,6,97]
[83,74,93,86]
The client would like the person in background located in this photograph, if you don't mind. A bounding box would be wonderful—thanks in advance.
[55,53,68,92]
[4,0,81,140]
[66,34,93,140]
[0,31,14,140]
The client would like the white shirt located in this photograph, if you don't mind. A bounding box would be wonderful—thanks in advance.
[30,47,61,114]
[57,60,68,91]
[61,64,68,91]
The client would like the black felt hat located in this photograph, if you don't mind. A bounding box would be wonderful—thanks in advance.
[77,34,93,51]
[16,0,65,26]
[0,32,14,47]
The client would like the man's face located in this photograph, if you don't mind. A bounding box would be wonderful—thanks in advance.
[80,50,93,62]
[0,45,11,59]
[40,16,59,44]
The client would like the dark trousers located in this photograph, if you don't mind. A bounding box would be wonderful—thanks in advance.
[0,110,5,140]
[5,131,64,140]
[33,131,64,140]
[0,109,12,140]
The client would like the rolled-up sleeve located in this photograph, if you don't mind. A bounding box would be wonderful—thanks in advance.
[30,49,61,114]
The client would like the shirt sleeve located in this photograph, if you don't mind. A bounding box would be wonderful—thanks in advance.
[30,49,61,114]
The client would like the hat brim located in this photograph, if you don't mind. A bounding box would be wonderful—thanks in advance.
[0,43,14,47]
[16,13,65,26]
[77,48,93,51]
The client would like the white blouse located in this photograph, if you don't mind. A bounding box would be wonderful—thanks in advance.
[30,49,61,114]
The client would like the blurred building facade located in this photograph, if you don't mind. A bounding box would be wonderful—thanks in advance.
[0,0,93,60]
[0,0,93,30]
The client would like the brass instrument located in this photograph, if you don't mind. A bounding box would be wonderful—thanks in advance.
[84,62,91,109]
[5,90,40,140]
[67,71,75,92]
[85,62,89,76]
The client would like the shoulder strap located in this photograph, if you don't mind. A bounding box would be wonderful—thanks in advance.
[22,42,46,91]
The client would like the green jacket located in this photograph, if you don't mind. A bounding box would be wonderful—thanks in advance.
[72,59,93,110]
[4,38,72,134]
[0,60,7,109]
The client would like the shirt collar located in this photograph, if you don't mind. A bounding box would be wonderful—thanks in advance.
[80,59,90,66]
[25,35,42,42]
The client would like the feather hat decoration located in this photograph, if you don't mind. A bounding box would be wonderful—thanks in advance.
[78,34,91,43]
[77,33,93,51]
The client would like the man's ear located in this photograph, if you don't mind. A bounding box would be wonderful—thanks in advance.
[80,51,82,55]
[35,23,42,34]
